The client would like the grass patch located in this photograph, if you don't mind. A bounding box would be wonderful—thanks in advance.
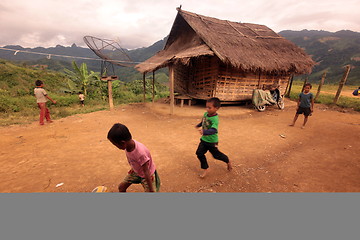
[288,81,360,111]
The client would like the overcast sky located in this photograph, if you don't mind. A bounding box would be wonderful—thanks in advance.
[0,0,359,49]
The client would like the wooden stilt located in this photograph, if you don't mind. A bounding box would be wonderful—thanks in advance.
[334,65,351,104]
[285,75,294,98]
[169,65,175,115]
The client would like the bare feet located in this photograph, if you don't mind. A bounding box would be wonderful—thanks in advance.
[289,123,294,126]
[301,125,305,129]
[227,162,233,171]
[199,169,208,178]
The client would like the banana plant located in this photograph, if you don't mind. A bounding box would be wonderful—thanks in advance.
[63,61,99,95]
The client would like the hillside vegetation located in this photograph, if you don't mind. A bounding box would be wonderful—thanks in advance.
[0,59,169,125]
[279,30,360,85]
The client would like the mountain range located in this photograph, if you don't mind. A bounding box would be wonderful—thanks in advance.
[0,30,359,84]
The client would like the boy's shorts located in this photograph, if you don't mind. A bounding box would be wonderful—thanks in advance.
[123,170,160,192]
[296,107,311,116]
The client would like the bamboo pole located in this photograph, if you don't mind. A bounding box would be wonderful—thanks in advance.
[333,65,351,104]
[314,71,327,101]
[107,80,114,110]
[285,75,294,98]
[152,71,155,103]
[169,65,175,115]
[143,73,146,103]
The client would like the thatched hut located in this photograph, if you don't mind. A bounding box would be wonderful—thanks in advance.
[136,8,315,110]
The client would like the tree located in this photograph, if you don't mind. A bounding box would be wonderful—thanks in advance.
[64,61,99,95]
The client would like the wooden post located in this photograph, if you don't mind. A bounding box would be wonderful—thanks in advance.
[333,65,351,104]
[152,71,155,103]
[168,65,175,115]
[301,76,308,92]
[107,80,114,110]
[314,71,327,101]
[143,73,146,103]
[285,75,294,98]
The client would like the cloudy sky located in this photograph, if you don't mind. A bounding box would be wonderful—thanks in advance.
[0,0,359,49]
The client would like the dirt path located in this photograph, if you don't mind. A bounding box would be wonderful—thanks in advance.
[0,99,359,192]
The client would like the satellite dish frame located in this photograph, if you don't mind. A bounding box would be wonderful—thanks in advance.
[83,36,134,110]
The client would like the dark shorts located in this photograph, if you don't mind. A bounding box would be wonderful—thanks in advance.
[296,107,311,116]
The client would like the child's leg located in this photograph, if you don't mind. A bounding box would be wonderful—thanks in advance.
[196,141,209,170]
[45,106,52,122]
[302,116,309,128]
[37,103,46,125]
[289,113,299,126]
[208,145,232,171]
[118,182,132,192]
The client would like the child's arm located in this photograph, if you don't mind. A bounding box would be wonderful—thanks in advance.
[45,95,56,104]
[311,96,314,112]
[141,162,154,192]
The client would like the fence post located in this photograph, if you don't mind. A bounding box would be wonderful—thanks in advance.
[333,65,351,104]
[314,71,327,101]
[301,76,308,92]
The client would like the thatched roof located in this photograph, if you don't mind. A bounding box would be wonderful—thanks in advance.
[136,9,315,74]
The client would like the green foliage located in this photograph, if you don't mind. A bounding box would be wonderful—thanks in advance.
[0,59,170,125]
[63,61,100,95]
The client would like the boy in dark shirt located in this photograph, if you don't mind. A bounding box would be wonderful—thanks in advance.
[289,83,314,129]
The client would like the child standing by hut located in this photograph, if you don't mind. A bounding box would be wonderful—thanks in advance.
[34,80,56,125]
[289,83,314,129]
[107,123,160,192]
[195,97,232,178]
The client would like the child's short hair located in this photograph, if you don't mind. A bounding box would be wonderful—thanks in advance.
[107,123,132,143]
[207,97,221,108]
[304,83,312,89]
[35,80,43,86]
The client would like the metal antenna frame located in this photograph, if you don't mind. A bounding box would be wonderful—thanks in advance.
[83,36,134,77]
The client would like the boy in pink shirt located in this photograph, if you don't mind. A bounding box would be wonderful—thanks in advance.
[107,123,160,192]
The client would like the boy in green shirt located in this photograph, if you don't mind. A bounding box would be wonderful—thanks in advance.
[195,97,232,178]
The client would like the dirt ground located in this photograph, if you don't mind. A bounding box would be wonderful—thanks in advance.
[0,97,359,192]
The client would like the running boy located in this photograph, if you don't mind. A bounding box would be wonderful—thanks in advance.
[34,80,56,125]
[289,83,314,129]
[107,123,160,192]
[195,97,232,178]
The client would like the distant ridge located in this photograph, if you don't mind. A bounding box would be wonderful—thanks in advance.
[1,31,359,84]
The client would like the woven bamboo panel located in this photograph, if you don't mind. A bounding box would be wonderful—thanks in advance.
[173,56,291,101]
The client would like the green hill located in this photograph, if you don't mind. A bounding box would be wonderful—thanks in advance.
[279,30,360,85]
[0,59,70,96]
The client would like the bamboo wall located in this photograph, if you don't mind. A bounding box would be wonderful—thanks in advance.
[174,56,290,101]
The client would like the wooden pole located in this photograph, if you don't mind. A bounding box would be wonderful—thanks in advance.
[107,80,114,110]
[143,73,146,103]
[285,75,294,98]
[152,71,155,103]
[301,76,308,92]
[333,65,351,104]
[314,71,327,101]
[168,65,175,115]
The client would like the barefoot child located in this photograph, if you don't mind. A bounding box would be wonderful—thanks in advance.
[290,83,314,129]
[107,123,160,192]
[34,80,56,125]
[195,97,232,178]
